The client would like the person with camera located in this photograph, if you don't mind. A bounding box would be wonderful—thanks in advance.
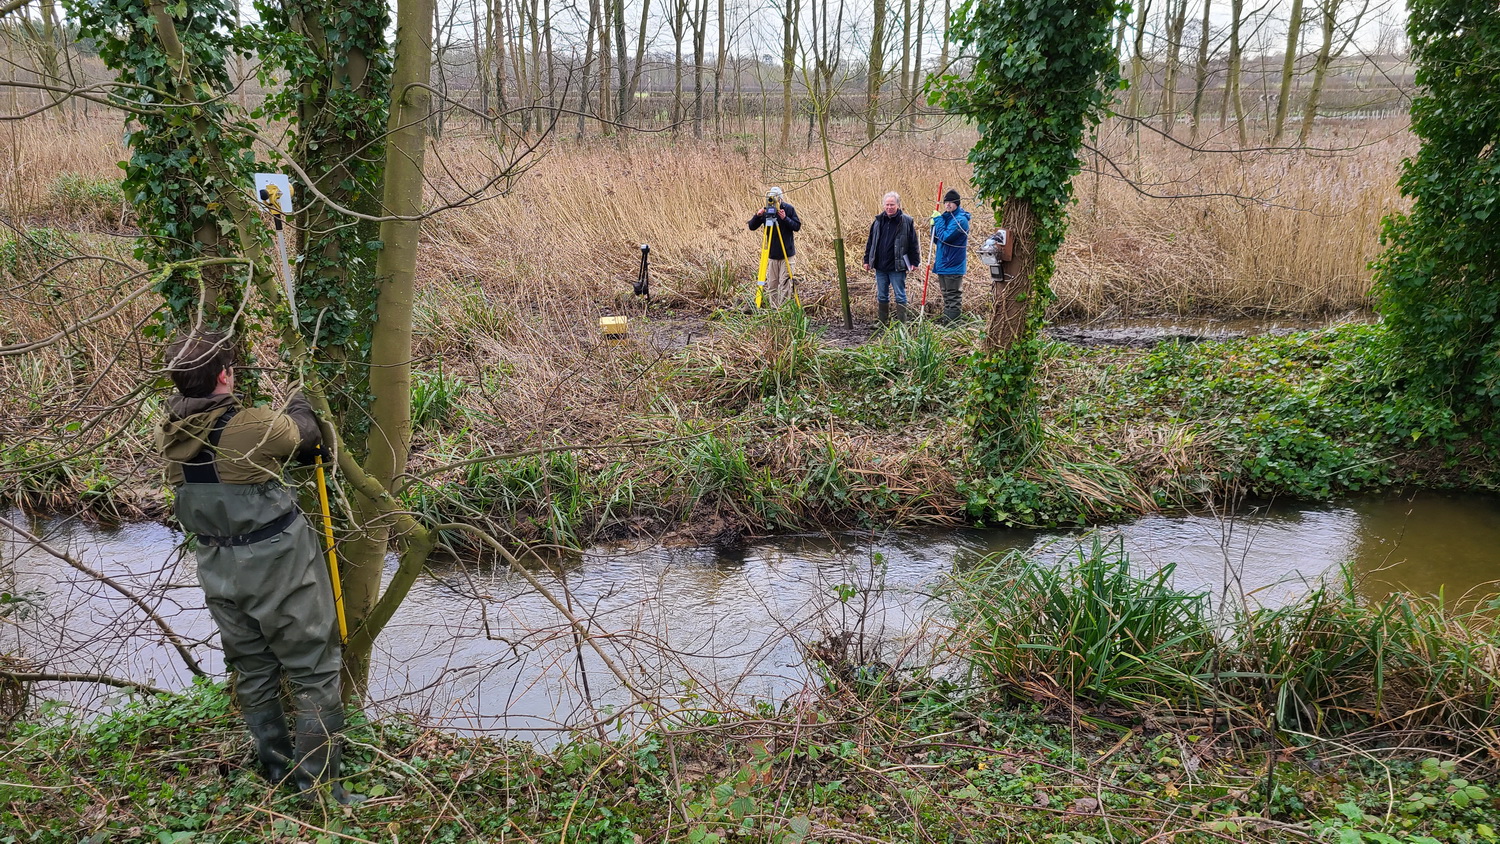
[930,189,972,325]
[156,332,360,805]
[747,186,802,307]
[863,191,922,325]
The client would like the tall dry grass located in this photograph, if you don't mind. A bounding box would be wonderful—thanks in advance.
[417,117,1409,332]
[0,114,1409,327]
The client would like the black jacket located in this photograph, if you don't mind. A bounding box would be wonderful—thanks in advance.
[864,211,921,272]
[748,201,801,259]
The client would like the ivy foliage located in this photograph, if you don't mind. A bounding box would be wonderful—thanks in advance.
[250,0,391,409]
[73,0,395,444]
[930,0,1121,480]
[67,0,258,334]
[935,0,1121,265]
[1373,0,1500,425]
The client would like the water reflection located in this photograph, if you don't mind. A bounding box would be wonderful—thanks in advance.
[2,491,1496,741]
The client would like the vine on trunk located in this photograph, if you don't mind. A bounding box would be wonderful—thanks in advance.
[931,0,1120,488]
[70,0,259,335]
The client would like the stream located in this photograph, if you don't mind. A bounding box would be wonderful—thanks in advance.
[3,491,1497,742]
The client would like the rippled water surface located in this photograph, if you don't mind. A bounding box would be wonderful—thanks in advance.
[3,491,1496,741]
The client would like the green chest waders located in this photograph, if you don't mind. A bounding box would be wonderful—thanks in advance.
[173,411,356,801]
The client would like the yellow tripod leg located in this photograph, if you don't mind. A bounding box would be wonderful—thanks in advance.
[314,452,348,644]
[756,225,771,308]
[774,223,798,307]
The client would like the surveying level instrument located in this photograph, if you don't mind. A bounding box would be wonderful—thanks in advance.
[979,228,1016,284]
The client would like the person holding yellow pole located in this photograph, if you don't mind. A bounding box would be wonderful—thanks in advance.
[157,331,361,805]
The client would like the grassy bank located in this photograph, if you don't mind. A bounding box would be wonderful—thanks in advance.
[6,303,1499,544]
[4,546,1498,843]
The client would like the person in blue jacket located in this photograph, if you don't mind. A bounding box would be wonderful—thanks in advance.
[930,189,971,325]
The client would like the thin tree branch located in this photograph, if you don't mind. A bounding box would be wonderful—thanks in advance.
[0,671,165,695]
[0,515,206,677]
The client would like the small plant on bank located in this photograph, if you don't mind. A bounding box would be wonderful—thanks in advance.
[48,174,123,228]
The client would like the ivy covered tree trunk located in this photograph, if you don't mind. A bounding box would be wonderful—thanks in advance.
[77,0,446,698]
[1374,0,1500,424]
[934,0,1119,465]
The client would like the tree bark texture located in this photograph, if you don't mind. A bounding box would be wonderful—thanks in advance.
[987,199,1039,352]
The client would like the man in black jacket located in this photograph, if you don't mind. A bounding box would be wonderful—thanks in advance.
[862,191,921,325]
[747,186,802,307]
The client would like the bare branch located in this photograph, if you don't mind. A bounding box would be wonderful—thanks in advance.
[0,515,206,678]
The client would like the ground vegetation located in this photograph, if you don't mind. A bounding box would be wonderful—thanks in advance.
[3,544,1498,843]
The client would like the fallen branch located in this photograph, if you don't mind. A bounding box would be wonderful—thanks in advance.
[0,670,165,695]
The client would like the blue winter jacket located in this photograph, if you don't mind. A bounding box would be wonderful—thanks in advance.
[932,207,971,275]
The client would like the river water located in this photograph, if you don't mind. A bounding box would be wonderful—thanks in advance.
[3,491,1497,742]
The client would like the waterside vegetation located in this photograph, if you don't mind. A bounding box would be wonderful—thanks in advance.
[4,543,1498,843]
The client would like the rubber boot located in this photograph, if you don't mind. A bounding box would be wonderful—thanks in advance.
[895,303,909,323]
[244,703,294,786]
[877,300,890,327]
[292,706,365,805]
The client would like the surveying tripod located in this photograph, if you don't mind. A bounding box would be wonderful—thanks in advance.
[755,210,798,309]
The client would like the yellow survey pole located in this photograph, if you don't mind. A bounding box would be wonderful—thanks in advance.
[313,448,348,644]
[756,223,771,308]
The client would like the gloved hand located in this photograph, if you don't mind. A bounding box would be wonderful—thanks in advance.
[930,210,941,224]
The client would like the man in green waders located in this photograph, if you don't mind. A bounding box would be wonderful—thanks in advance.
[156,332,360,804]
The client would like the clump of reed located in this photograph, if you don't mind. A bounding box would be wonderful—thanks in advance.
[948,537,1500,738]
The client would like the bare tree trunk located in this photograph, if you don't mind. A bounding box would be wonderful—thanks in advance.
[1161,0,1189,134]
[544,0,556,122]
[1189,0,1212,142]
[672,0,686,133]
[477,0,491,124]
[511,0,530,133]
[612,0,628,122]
[431,1,450,137]
[494,0,511,129]
[939,0,950,72]
[866,0,886,142]
[692,0,708,137]
[597,0,612,126]
[714,0,725,137]
[625,0,651,125]
[578,0,599,136]
[911,0,924,129]
[349,0,437,689]
[1271,0,1304,143]
[780,0,796,148]
[1221,0,1247,145]
[1299,0,1366,144]
[19,0,67,115]
[899,0,911,126]
[1126,0,1150,122]
[529,0,543,132]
